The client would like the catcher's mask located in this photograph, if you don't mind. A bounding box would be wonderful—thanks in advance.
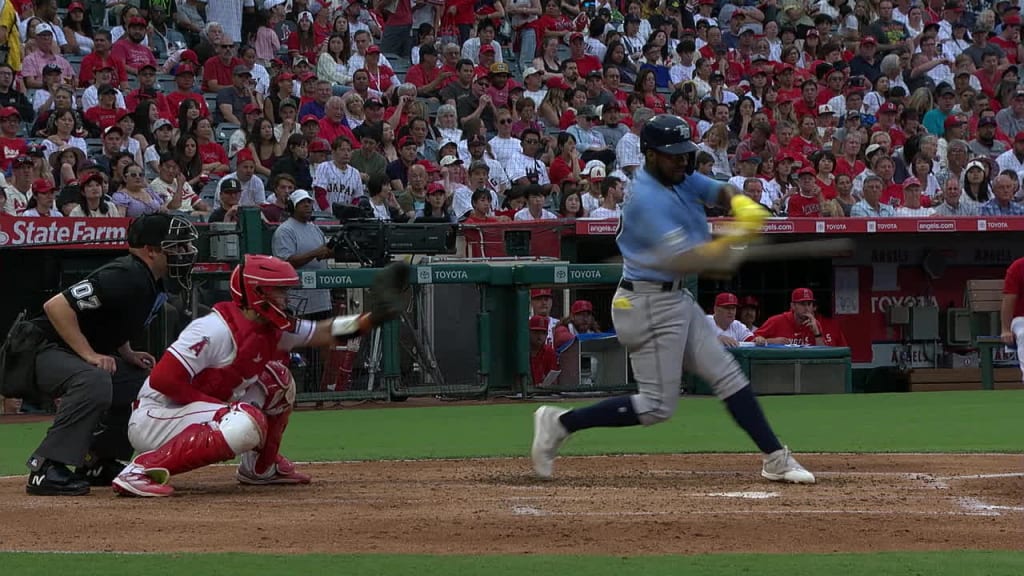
[127,214,199,292]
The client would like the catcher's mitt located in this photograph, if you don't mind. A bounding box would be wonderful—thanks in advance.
[369,261,412,322]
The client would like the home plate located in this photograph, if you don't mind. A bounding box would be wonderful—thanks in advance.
[707,491,779,499]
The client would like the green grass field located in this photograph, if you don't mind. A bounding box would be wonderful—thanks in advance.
[1,391,1022,574]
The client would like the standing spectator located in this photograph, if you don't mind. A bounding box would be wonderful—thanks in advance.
[216,148,265,207]
[145,4,185,60]
[529,314,559,385]
[378,0,414,57]
[175,0,207,47]
[0,106,26,170]
[62,1,94,56]
[313,136,365,209]
[271,187,333,317]
[206,0,255,45]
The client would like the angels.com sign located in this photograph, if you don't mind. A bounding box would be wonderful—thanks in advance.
[0,217,130,249]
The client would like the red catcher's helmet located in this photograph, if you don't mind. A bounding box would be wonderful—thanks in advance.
[229,254,301,330]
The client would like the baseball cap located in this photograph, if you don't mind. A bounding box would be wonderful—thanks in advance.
[103,125,124,137]
[523,66,542,77]
[43,63,61,75]
[944,116,963,130]
[308,139,330,153]
[570,300,594,314]
[530,288,552,299]
[529,315,549,331]
[67,1,85,10]
[1015,132,1024,143]
[936,83,955,97]
[180,49,199,64]
[289,189,314,205]
[715,293,739,307]
[791,288,815,303]
[865,143,884,157]
[0,106,19,118]
[397,136,416,149]
[32,178,55,194]
[739,150,761,163]
[301,114,320,125]
[175,63,196,76]
[817,104,835,116]
[860,37,877,46]
[878,102,898,114]
[364,97,383,108]
[153,118,173,131]
[80,170,106,187]
[279,98,298,110]
[127,16,147,26]
[366,44,381,55]
[220,178,242,192]
[426,182,446,195]
[440,155,462,166]
[236,148,256,164]
[797,166,816,177]
[966,159,988,173]
[579,104,598,118]
[569,32,584,42]
[243,103,262,115]
[276,72,294,83]
[233,65,253,76]
[902,177,922,190]
[34,22,54,35]
[739,296,760,308]
[587,163,606,180]
[468,159,489,173]
[1004,14,1022,26]
[488,62,510,75]
[479,44,495,54]
[12,155,32,167]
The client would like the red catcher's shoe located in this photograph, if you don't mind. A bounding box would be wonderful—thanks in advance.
[112,465,175,497]
[237,455,311,485]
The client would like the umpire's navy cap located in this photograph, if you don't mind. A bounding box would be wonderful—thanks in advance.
[128,214,181,248]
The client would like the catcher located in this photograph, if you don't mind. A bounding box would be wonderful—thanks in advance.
[112,255,410,497]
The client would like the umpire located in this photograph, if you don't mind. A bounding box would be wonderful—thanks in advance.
[2,214,198,496]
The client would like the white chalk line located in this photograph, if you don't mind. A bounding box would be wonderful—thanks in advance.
[508,508,1003,518]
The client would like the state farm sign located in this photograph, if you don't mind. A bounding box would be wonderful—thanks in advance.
[0,218,129,249]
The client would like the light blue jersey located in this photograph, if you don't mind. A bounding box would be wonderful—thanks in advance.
[616,167,723,283]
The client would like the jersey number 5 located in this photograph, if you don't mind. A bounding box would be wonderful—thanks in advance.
[70,281,101,311]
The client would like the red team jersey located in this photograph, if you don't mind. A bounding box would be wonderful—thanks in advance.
[755,311,847,347]
[1003,257,1024,319]
[530,344,559,386]
[153,302,314,406]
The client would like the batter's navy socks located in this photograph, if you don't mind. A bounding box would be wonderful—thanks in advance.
[559,396,640,432]
[724,386,784,454]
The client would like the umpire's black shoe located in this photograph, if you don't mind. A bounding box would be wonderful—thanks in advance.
[75,459,126,487]
[25,458,90,496]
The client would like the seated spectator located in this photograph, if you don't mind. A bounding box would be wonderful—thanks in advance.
[787,167,826,217]
[48,145,86,188]
[215,66,258,125]
[111,162,165,217]
[68,172,119,217]
[166,63,209,122]
[124,64,174,121]
[271,134,314,191]
[980,173,1024,215]
[40,108,87,161]
[203,32,241,92]
[894,178,935,217]
[588,176,624,219]
[529,314,559,387]
[313,136,365,210]
[21,23,75,89]
[22,178,61,217]
[705,292,766,348]
[0,64,33,123]
[111,16,158,76]
[83,85,122,130]
[755,288,848,347]
[415,182,457,223]
[932,177,979,216]
[82,65,127,114]
[553,300,602,351]
[150,152,209,216]
[261,173,296,223]
[395,163,429,219]
[195,118,231,175]
[514,185,557,220]
[850,176,897,217]
[0,106,26,171]
[359,173,408,221]
[209,178,243,223]
[558,187,586,218]
[462,187,502,223]
[78,30,126,89]
[3,155,33,214]
[146,3,186,60]
[216,148,266,207]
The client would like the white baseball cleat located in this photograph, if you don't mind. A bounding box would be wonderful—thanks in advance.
[761,446,816,484]
[531,406,569,479]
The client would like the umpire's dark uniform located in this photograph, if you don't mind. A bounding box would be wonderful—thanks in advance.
[4,214,197,496]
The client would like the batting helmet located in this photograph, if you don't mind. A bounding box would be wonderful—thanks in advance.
[230,254,301,330]
[640,114,699,156]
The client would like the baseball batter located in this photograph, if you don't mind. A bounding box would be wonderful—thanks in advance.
[531,115,815,484]
[111,255,409,497]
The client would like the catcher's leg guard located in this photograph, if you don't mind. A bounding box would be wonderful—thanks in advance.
[237,411,311,485]
[113,404,267,497]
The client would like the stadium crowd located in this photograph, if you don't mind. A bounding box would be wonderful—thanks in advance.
[0,0,1020,222]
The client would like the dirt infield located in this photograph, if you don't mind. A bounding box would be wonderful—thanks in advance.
[0,454,1021,555]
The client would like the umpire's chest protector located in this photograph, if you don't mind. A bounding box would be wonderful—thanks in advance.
[190,302,288,402]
